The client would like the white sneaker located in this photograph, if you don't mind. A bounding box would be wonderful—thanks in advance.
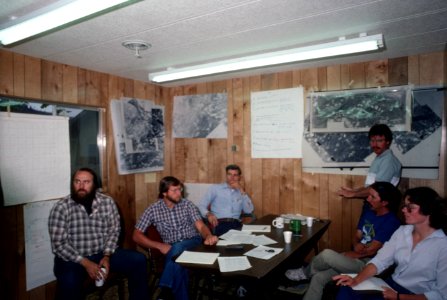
[285,267,307,281]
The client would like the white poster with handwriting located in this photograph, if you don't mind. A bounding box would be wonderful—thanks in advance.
[251,87,304,158]
[0,112,70,205]
[24,199,58,291]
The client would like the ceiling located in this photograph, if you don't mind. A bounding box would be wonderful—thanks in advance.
[1,0,446,86]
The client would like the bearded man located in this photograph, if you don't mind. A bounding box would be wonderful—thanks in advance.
[133,176,218,300]
[49,168,149,300]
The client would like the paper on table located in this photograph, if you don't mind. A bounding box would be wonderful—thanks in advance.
[216,240,232,246]
[219,229,251,240]
[342,274,393,291]
[252,235,277,246]
[241,224,271,232]
[219,229,255,244]
[244,245,283,260]
[217,256,251,272]
[175,251,219,264]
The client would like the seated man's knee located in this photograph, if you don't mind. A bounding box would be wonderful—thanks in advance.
[317,248,339,263]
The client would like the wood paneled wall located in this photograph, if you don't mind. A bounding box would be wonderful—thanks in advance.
[0,48,445,299]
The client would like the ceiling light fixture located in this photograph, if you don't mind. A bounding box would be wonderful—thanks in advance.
[0,0,132,46]
[122,40,151,58]
[149,33,384,83]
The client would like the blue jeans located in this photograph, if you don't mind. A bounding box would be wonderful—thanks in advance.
[54,248,149,300]
[159,236,202,300]
[336,277,414,299]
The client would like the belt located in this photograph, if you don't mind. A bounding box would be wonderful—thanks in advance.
[218,218,240,223]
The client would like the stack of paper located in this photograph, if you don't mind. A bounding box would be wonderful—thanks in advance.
[342,274,393,291]
[241,224,271,232]
[218,229,278,246]
[175,251,220,264]
[217,256,251,272]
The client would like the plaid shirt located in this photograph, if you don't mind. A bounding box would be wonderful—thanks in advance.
[135,198,202,244]
[48,191,120,262]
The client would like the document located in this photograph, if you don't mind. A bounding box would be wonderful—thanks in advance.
[342,274,393,291]
[175,251,220,265]
[251,87,304,158]
[252,235,277,246]
[217,256,251,272]
[244,245,283,260]
[219,229,255,244]
[241,224,271,232]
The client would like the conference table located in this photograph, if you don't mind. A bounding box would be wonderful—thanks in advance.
[178,214,331,298]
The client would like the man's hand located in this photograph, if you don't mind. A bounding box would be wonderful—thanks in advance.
[228,180,246,194]
[98,256,110,279]
[158,243,171,255]
[80,258,101,280]
[337,186,356,198]
[204,234,218,245]
[353,243,367,254]
[207,212,219,227]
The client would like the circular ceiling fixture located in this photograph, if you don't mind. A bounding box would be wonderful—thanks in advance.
[122,40,151,58]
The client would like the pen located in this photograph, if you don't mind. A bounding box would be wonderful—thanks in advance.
[265,249,275,253]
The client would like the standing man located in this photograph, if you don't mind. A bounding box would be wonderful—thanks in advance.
[133,176,218,300]
[338,124,401,199]
[49,168,149,300]
[198,164,255,236]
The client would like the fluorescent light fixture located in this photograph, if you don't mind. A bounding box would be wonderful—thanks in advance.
[149,34,384,83]
[0,0,131,45]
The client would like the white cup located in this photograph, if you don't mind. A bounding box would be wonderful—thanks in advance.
[272,217,284,228]
[306,217,314,227]
[95,267,106,287]
[283,231,292,243]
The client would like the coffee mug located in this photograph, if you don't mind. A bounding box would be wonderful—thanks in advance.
[272,217,284,228]
[289,219,301,234]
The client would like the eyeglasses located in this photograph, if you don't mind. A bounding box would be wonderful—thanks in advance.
[370,138,386,143]
[226,173,241,177]
[168,187,183,193]
[73,179,92,185]
[401,203,419,213]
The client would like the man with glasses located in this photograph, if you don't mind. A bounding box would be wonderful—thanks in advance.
[133,176,218,300]
[49,168,149,300]
[338,124,402,199]
[198,164,255,236]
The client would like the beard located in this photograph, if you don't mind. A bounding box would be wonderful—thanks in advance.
[71,187,96,203]
[166,194,180,205]
[71,187,96,215]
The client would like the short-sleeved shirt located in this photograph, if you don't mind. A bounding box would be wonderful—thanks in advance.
[357,207,401,246]
[135,198,202,244]
[365,149,401,187]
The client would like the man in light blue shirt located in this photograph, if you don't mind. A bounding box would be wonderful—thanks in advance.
[338,124,401,199]
[198,164,254,236]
